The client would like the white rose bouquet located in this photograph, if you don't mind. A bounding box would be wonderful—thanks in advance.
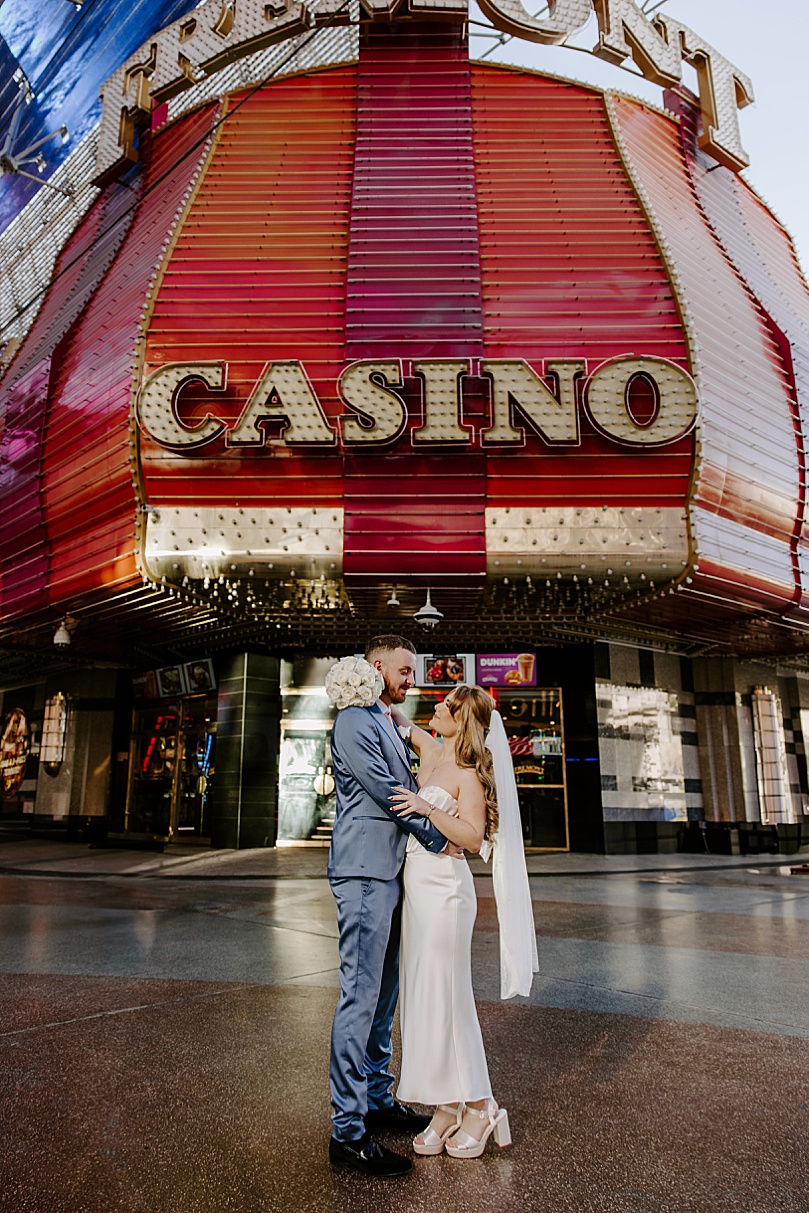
[325,656,384,709]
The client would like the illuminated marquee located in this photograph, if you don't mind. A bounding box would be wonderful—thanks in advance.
[136,355,698,450]
[94,0,754,187]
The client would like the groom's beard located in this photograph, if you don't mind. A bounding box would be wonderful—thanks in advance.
[384,679,411,704]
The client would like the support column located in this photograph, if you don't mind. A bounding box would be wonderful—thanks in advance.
[693,658,749,827]
[210,652,280,849]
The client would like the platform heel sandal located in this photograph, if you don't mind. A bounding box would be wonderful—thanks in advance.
[413,1103,465,1156]
[445,1100,511,1159]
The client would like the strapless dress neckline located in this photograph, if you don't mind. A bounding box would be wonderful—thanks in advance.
[418,785,459,814]
[406,784,461,857]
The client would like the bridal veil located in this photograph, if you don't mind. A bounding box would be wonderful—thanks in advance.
[481,709,540,999]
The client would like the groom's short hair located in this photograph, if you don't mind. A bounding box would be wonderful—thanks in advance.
[365,634,417,661]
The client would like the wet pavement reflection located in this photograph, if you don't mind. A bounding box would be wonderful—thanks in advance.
[1,848,807,1212]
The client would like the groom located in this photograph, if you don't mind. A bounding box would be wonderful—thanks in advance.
[327,634,451,1177]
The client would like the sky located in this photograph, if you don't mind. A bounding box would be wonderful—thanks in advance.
[1,1,804,265]
[469,0,809,274]
[0,0,198,233]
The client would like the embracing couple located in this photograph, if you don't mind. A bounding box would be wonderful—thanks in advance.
[327,634,538,1177]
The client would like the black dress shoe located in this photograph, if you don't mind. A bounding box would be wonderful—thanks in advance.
[365,1102,432,1135]
[329,1134,413,1177]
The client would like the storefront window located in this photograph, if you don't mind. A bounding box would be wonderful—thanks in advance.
[278,687,337,843]
[276,677,569,852]
[498,688,567,850]
[401,687,568,850]
[596,682,686,822]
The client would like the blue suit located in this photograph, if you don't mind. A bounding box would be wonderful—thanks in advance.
[328,702,446,1141]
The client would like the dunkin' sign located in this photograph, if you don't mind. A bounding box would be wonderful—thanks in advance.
[478,654,538,687]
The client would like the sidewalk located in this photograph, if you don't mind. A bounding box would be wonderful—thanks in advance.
[3,830,808,1212]
[0,834,806,880]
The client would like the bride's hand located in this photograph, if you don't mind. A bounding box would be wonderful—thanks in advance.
[389,786,435,817]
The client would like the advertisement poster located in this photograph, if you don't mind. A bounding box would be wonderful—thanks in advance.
[477,653,537,687]
[0,707,30,797]
[132,670,159,701]
[416,654,476,688]
[184,659,217,693]
[156,665,188,698]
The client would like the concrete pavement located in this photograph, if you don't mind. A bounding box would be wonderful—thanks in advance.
[1,837,808,1211]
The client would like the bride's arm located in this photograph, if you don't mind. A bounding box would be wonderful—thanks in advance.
[389,703,443,762]
[389,769,486,853]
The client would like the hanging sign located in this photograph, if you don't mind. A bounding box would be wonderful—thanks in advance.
[477,653,537,687]
[93,0,754,188]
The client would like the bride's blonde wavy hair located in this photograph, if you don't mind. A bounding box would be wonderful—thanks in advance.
[445,685,499,841]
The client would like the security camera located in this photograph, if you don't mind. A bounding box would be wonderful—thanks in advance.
[53,614,77,647]
[413,589,443,629]
[53,621,71,647]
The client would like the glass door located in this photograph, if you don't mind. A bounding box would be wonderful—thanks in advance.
[172,696,216,839]
[126,694,216,841]
[127,703,179,839]
[277,686,337,844]
[499,687,568,851]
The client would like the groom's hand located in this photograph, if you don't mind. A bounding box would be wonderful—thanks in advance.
[444,842,465,858]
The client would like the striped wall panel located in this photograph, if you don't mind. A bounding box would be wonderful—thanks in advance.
[680,109,809,618]
[341,24,486,600]
[0,154,141,616]
[41,104,218,605]
[142,69,357,510]
[471,68,693,511]
[609,94,801,610]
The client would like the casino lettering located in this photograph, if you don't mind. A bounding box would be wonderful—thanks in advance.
[136,356,697,450]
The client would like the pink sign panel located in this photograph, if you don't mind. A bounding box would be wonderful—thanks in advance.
[477,653,537,687]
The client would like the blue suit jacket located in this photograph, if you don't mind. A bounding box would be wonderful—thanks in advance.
[328,703,447,880]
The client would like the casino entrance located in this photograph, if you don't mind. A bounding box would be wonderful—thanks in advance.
[276,659,571,853]
[498,688,569,851]
[117,693,217,845]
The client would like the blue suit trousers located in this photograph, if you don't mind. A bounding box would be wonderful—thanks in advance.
[329,874,401,1141]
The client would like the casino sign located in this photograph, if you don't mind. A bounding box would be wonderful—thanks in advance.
[1,0,809,656]
[136,356,698,450]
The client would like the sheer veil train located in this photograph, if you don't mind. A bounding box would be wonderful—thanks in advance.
[481,709,540,1000]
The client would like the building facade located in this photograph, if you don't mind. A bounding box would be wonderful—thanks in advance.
[1,5,808,856]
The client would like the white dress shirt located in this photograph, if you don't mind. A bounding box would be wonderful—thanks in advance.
[376,698,409,758]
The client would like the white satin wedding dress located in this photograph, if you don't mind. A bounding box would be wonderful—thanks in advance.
[396,785,493,1106]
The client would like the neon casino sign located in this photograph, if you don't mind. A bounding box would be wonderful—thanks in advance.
[94,0,754,187]
[136,355,698,451]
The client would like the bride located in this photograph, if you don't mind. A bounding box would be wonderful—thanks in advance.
[389,684,537,1159]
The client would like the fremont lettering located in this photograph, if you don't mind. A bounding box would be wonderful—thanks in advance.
[94,0,754,187]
